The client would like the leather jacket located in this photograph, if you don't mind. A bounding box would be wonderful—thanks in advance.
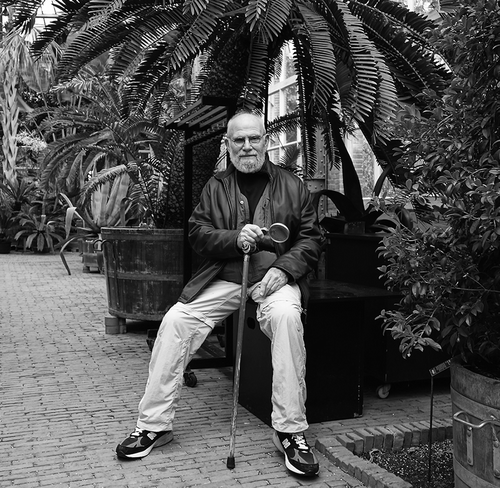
[178,157,322,310]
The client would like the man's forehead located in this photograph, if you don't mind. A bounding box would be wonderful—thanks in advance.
[227,113,264,134]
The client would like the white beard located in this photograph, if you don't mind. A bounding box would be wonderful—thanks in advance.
[231,154,266,173]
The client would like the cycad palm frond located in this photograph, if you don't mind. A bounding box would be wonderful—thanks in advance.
[242,35,271,107]
[335,1,379,123]
[39,131,94,189]
[79,164,129,206]
[11,0,45,34]
[277,143,303,176]
[171,0,229,69]
[15,0,89,55]
[250,0,291,43]
[296,3,339,109]
[57,4,167,80]
[16,0,452,224]
[352,0,450,98]
[266,112,301,137]
[289,30,320,176]
[123,29,185,112]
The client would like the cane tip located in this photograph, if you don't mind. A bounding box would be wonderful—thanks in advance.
[226,456,235,469]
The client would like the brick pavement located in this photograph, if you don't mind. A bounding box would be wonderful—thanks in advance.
[0,252,452,488]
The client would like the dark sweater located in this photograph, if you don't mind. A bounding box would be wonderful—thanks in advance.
[236,169,269,221]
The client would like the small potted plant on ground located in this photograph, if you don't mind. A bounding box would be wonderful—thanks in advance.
[378,2,500,486]
[13,197,66,253]
[0,219,14,254]
[0,194,14,254]
[0,176,39,253]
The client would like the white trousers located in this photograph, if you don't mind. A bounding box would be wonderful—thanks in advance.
[136,279,308,434]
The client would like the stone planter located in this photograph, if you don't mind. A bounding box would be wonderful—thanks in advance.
[451,358,500,487]
[81,236,103,273]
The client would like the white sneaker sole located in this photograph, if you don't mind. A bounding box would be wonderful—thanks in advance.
[121,431,173,459]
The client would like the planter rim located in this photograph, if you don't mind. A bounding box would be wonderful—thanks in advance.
[101,227,183,236]
[325,232,386,241]
[451,356,500,407]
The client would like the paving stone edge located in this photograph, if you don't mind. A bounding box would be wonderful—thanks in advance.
[315,418,453,488]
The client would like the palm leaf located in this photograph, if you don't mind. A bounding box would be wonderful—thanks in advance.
[249,0,291,43]
[295,2,339,110]
[79,164,128,206]
[171,0,230,70]
[242,35,271,107]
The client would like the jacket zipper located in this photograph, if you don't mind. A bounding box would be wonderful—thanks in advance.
[185,178,235,303]
[223,177,237,230]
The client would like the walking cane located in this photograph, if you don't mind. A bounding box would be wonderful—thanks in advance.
[226,223,290,469]
[226,247,251,470]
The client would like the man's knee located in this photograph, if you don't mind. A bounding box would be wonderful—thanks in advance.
[158,303,188,337]
[266,300,302,329]
[163,303,184,322]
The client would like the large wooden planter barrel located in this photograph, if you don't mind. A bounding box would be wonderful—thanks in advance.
[101,227,184,321]
[451,358,500,487]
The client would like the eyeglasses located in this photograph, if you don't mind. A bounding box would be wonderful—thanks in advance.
[227,134,267,148]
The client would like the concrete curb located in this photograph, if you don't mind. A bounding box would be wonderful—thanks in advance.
[316,419,453,488]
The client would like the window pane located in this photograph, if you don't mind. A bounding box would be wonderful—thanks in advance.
[284,46,295,78]
[286,128,297,144]
[268,149,280,164]
[284,84,297,112]
[284,84,298,142]
[272,57,281,83]
[268,92,280,121]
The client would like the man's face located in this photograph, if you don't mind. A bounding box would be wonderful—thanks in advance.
[225,114,268,173]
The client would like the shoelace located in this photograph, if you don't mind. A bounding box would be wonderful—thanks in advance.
[131,428,144,438]
[291,433,309,451]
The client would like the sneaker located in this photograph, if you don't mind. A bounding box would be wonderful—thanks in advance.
[273,431,319,476]
[116,427,173,459]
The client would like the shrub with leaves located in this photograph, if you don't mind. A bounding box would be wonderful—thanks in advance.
[14,199,66,253]
[378,0,500,379]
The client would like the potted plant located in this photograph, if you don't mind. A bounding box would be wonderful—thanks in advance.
[0,176,43,253]
[0,188,15,254]
[92,127,221,325]
[58,174,139,275]
[0,213,15,254]
[311,175,412,288]
[378,1,500,486]
[13,198,66,253]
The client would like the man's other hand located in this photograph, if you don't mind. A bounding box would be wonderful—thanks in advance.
[257,267,288,299]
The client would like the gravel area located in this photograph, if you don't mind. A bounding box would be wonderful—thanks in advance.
[361,439,454,488]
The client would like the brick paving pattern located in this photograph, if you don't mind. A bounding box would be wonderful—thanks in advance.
[0,252,452,487]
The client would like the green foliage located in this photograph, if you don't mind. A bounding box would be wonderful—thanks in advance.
[36,67,185,229]
[378,0,500,378]
[13,0,451,216]
[0,204,16,241]
[13,199,66,253]
[0,175,40,242]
